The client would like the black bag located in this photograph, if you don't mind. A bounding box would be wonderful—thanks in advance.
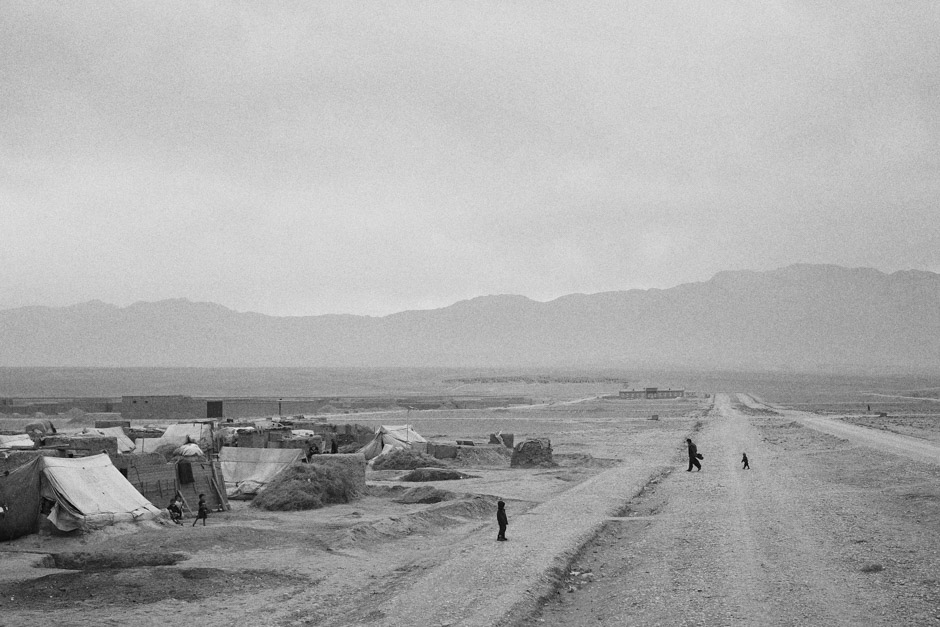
[696,453,703,460]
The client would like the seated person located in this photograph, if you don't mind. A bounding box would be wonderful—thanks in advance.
[167,496,183,525]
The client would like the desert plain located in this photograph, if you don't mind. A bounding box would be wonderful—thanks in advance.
[2,376,940,627]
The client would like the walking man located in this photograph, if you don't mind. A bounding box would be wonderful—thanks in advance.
[742,452,750,470]
[687,438,701,472]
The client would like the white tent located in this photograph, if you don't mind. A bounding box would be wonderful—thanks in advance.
[359,425,428,461]
[39,454,163,531]
[219,447,303,499]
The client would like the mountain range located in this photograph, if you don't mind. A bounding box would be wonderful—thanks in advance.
[1,264,938,370]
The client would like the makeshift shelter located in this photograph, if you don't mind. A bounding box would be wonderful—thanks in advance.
[359,425,428,461]
[0,434,35,449]
[219,447,303,499]
[0,453,162,540]
[24,419,56,441]
[136,422,214,455]
[85,427,135,453]
[114,453,229,514]
[0,456,42,541]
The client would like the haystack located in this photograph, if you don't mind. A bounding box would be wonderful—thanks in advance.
[511,438,556,468]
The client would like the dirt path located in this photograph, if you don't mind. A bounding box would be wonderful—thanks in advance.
[374,427,688,627]
[524,393,940,625]
[738,394,940,466]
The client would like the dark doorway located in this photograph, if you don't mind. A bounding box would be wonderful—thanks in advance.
[206,401,223,419]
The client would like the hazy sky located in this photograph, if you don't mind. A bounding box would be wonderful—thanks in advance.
[2,2,938,316]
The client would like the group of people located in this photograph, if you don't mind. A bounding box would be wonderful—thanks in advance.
[491,439,752,542]
[686,438,750,471]
[167,493,210,526]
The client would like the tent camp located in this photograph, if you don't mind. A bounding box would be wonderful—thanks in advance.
[0,453,163,540]
[219,447,303,499]
[359,425,428,461]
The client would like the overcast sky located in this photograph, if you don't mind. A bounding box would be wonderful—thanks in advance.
[2,2,938,317]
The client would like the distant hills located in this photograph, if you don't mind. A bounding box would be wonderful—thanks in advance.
[1,264,938,370]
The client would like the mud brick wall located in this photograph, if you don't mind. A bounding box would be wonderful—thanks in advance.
[95,420,130,429]
[428,443,458,459]
[43,435,119,457]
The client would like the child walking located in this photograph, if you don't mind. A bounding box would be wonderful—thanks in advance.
[193,493,209,526]
[496,500,508,541]
[742,453,750,470]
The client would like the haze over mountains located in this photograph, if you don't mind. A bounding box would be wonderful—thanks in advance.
[2,265,938,371]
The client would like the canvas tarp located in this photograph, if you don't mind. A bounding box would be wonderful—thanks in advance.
[359,425,428,461]
[136,422,213,455]
[0,434,35,449]
[41,454,163,531]
[0,453,162,538]
[0,457,43,540]
[219,447,303,499]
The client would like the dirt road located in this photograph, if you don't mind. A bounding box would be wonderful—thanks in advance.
[526,393,940,626]
[740,394,940,466]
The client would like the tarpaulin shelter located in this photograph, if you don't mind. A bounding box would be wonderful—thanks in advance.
[0,456,42,541]
[359,425,428,461]
[0,434,35,449]
[136,422,214,455]
[219,447,303,499]
[0,453,162,540]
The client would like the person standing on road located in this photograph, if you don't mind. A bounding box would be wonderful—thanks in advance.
[742,452,750,470]
[687,438,701,472]
[496,500,508,541]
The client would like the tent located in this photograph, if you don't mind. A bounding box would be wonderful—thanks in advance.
[219,447,303,499]
[359,425,428,461]
[0,453,163,540]
[0,456,43,541]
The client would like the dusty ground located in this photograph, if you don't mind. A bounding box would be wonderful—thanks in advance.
[523,394,940,626]
[0,398,701,626]
[3,392,940,626]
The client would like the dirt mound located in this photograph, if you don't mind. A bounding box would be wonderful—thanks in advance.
[335,495,498,547]
[252,463,361,511]
[0,567,307,609]
[394,486,459,504]
[554,453,620,469]
[372,448,443,470]
[400,468,475,482]
[42,551,188,571]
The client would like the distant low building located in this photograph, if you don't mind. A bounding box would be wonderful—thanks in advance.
[619,387,685,400]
